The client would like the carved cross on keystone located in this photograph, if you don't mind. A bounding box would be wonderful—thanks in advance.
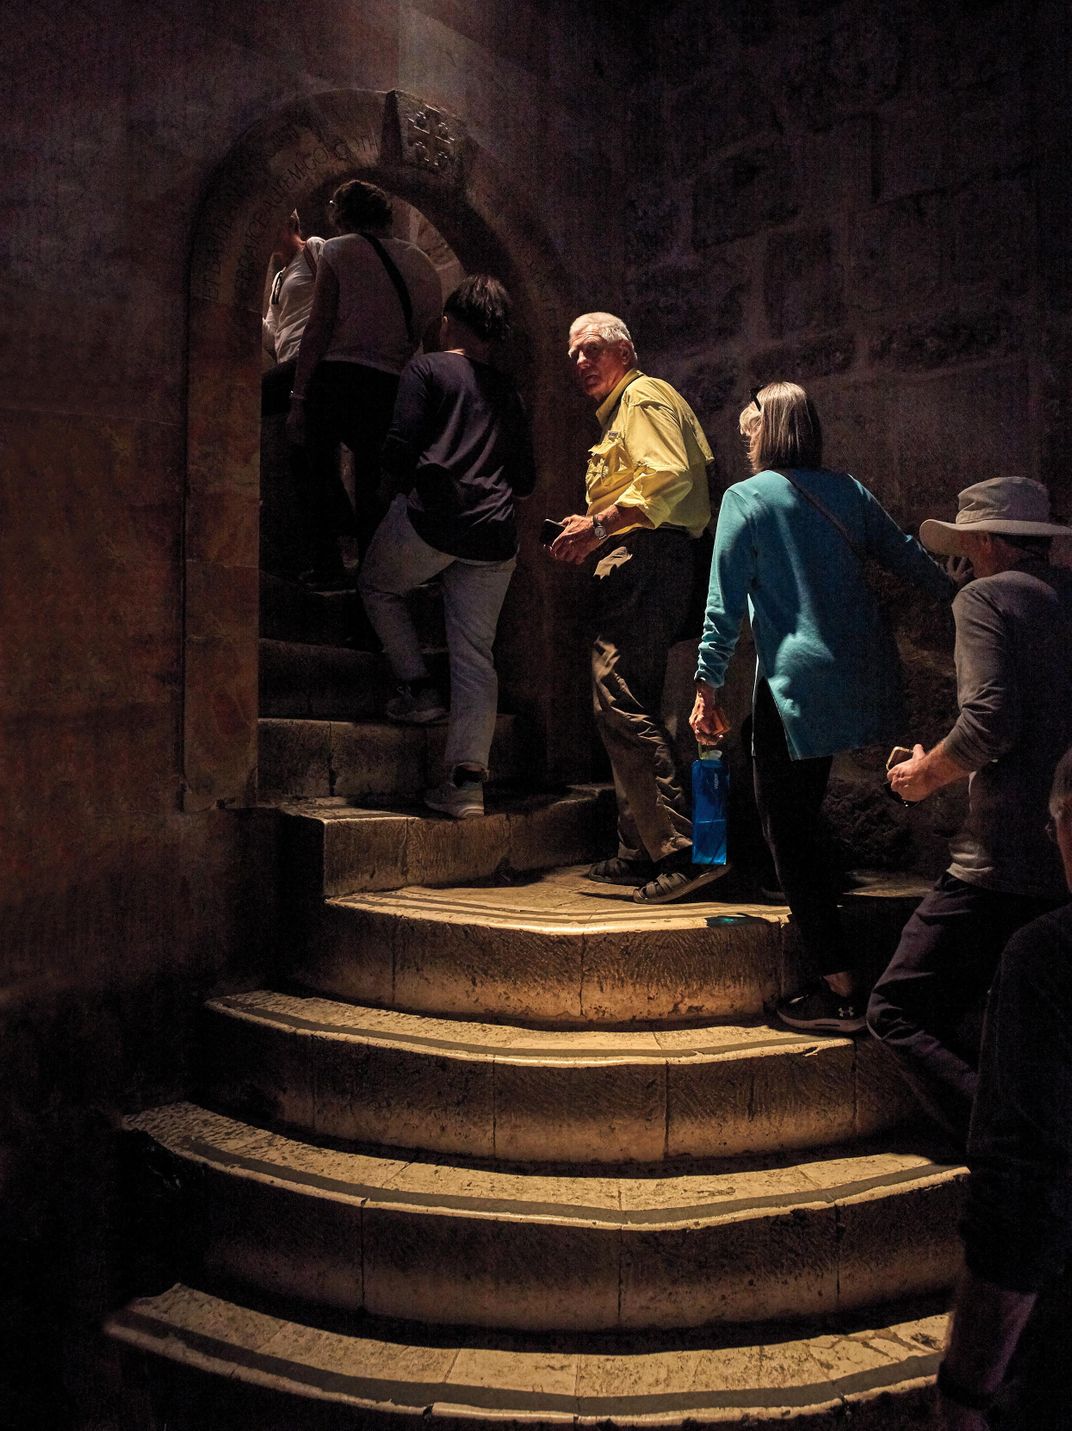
[385,91,469,186]
[406,106,457,175]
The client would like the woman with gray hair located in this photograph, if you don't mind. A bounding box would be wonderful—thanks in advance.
[690,381,952,1033]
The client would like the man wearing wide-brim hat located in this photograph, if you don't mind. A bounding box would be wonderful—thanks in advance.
[867,475,1072,1149]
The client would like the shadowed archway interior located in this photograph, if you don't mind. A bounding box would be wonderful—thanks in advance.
[183,88,592,811]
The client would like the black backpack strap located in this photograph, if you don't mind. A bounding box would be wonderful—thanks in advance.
[363,233,417,348]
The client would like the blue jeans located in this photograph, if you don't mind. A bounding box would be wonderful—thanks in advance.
[358,496,515,778]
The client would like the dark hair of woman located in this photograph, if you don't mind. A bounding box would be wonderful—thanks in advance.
[330,179,393,233]
[443,274,512,344]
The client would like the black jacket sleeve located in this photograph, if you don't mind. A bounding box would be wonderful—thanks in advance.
[962,911,1072,1293]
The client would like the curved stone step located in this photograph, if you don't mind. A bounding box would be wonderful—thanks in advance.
[127,1103,964,1332]
[301,866,927,1024]
[203,991,916,1163]
[281,789,617,898]
[260,574,364,648]
[260,571,446,649]
[107,1282,948,1429]
[260,640,395,720]
[259,716,521,800]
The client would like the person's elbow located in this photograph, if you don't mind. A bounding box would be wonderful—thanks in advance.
[945,716,1017,772]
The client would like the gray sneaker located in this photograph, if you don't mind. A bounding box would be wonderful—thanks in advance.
[385,684,447,724]
[424,779,484,819]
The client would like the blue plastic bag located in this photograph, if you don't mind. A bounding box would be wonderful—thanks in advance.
[691,747,729,866]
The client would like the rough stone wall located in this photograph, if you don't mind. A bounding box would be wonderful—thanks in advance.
[627,0,1072,869]
[0,4,630,1425]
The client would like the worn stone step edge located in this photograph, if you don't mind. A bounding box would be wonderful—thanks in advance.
[126,1103,965,1331]
[107,1282,948,1428]
[260,640,393,719]
[259,575,363,646]
[259,573,446,651]
[258,716,521,800]
[281,787,619,896]
[203,991,918,1163]
[300,869,925,1024]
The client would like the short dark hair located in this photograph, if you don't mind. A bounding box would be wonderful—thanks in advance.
[444,274,513,343]
[330,179,393,233]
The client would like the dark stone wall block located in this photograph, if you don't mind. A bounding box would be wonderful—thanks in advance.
[783,14,903,131]
[763,228,843,337]
[693,143,798,247]
[869,310,1023,371]
[848,196,943,313]
[629,255,750,354]
[749,331,856,383]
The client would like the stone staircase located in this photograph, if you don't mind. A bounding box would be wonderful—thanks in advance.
[105,573,963,1427]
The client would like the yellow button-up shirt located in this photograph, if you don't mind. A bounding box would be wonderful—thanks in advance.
[585,370,713,538]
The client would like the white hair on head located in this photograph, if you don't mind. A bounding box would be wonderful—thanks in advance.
[570,311,635,349]
[1051,746,1072,816]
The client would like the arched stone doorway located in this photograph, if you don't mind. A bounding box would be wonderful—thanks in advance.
[182,89,591,811]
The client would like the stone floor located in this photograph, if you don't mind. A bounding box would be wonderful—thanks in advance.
[106,702,960,1427]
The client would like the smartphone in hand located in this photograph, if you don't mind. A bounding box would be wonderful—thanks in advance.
[540,518,566,546]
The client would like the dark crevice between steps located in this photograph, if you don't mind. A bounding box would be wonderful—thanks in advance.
[326,722,338,798]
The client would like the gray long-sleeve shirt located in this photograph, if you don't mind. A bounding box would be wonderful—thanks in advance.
[945,558,1072,898]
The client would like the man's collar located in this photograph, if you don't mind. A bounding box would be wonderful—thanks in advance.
[595,369,642,428]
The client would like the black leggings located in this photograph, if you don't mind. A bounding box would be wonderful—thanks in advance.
[752,678,846,977]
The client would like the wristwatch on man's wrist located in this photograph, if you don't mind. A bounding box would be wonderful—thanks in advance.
[591,514,609,544]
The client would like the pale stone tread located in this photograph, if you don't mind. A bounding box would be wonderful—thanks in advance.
[304,865,929,1025]
[128,1101,964,1226]
[208,989,829,1059]
[108,1282,947,1426]
[204,992,920,1163]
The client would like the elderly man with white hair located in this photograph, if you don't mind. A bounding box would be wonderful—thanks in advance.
[549,312,719,904]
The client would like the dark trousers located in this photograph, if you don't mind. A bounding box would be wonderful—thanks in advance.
[591,529,694,865]
[305,361,400,557]
[262,359,400,565]
[752,678,845,977]
[867,871,1061,1148]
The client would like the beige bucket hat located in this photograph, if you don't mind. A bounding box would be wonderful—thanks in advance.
[920,476,1071,555]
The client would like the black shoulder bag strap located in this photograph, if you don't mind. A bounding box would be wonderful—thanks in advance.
[362,233,417,348]
[770,467,867,566]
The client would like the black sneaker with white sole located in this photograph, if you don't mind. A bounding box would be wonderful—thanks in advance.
[775,983,866,1035]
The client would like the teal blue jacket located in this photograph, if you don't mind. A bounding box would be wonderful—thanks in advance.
[695,469,953,759]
